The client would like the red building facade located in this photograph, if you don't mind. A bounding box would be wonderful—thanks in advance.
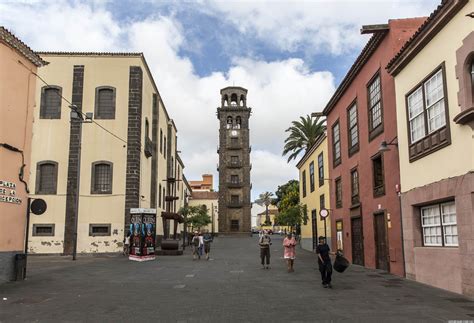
[323,18,425,276]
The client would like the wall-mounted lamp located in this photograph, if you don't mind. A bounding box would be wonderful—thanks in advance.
[378,137,398,153]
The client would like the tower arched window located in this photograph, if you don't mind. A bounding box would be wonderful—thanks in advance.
[230,93,238,106]
[223,94,229,107]
[235,116,241,129]
[240,95,245,107]
[227,116,233,129]
[470,58,474,100]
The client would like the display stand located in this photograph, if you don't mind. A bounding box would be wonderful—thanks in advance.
[129,208,157,262]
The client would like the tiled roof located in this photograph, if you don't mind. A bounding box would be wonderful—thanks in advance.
[322,31,388,115]
[386,0,468,75]
[0,27,48,67]
[257,209,279,216]
[190,191,218,200]
[36,51,143,57]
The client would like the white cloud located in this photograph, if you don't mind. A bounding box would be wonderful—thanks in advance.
[205,0,439,55]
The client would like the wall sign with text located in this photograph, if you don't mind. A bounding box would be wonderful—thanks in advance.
[0,180,22,205]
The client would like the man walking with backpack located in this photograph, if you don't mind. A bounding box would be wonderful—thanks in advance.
[259,230,272,269]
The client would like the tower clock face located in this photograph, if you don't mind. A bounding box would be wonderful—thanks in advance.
[230,130,238,137]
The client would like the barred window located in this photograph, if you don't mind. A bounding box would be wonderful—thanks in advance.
[95,87,116,119]
[33,224,55,236]
[335,177,342,208]
[372,154,385,197]
[40,86,62,119]
[351,168,359,205]
[91,161,113,194]
[89,224,111,236]
[35,161,58,194]
[309,161,315,192]
[368,74,383,133]
[421,201,458,247]
[318,152,324,187]
[302,170,307,198]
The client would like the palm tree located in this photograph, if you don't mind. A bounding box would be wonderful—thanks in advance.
[255,191,274,225]
[282,115,326,162]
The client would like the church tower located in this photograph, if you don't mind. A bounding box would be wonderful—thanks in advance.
[217,87,252,234]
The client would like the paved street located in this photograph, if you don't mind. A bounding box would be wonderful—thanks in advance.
[0,235,473,322]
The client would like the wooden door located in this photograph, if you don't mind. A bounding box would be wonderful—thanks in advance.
[311,210,318,250]
[374,213,389,271]
[351,217,364,266]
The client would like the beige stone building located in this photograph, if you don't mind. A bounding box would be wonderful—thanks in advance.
[387,0,474,296]
[0,27,46,281]
[296,133,332,252]
[28,52,186,254]
[188,191,219,234]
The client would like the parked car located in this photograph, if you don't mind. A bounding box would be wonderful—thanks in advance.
[267,229,273,235]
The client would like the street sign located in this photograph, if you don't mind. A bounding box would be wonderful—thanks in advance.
[320,208,329,218]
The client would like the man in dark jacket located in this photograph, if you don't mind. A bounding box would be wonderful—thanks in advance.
[259,230,272,269]
[316,236,332,288]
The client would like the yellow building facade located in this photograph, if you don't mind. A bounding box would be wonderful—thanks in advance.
[387,0,473,296]
[296,132,331,252]
[188,191,219,234]
[28,53,186,254]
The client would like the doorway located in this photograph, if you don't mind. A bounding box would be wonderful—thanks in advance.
[374,212,389,271]
[351,217,364,266]
[311,209,318,250]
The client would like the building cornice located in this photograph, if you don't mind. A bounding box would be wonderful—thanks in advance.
[296,131,327,169]
[1,27,48,67]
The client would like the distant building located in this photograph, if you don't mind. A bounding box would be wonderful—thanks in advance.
[296,132,332,252]
[27,52,186,254]
[323,18,425,276]
[189,174,213,191]
[188,191,219,234]
[0,27,47,282]
[387,0,474,296]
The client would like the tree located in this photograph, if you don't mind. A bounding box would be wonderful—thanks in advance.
[273,179,307,233]
[274,180,299,208]
[275,204,308,233]
[179,205,211,231]
[282,115,326,162]
[255,191,274,225]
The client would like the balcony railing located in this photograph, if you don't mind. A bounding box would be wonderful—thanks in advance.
[228,161,242,168]
[227,181,243,188]
[228,201,243,208]
[228,143,242,150]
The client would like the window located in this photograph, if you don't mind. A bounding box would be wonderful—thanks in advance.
[35,161,58,194]
[231,156,239,165]
[158,184,162,208]
[89,224,111,236]
[351,168,359,205]
[308,161,315,192]
[336,220,343,251]
[421,201,458,247]
[368,73,383,138]
[231,195,239,203]
[406,65,451,161]
[235,116,242,129]
[33,224,55,236]
[231,137,238,147]
[302,170,307,198]
[40,86,62,119]
[320,194,325,210]
[231,220,239,231]
[164,136,167,159]
[372,154,385,197]
[160,129,163,154]
[91,161,113,194]
[332,121,341,167]
[231,175,239,183]
[318,152,324,187]
[347,102,359,154]
[144,119,152,158]
[162,187,166,209]
[95,87,116,119]
[335,177,342,208]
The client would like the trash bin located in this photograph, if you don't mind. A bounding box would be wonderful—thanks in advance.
[333,254,350,273]
[14,253,27,281]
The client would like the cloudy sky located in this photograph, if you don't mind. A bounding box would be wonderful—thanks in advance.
[1,0,439,200]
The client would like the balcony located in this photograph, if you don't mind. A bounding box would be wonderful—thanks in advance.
[228,143,242,150]
[228,201,243,208]
[227,181,243,188]
[228,161,242,168]
[144,137,153,158]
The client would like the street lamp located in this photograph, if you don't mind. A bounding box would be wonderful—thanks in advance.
[378,137,398,152]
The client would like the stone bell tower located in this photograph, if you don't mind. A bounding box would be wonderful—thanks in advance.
[217,87,252,234]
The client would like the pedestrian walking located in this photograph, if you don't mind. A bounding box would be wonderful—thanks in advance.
[316,236,332,288]
[198,232,204,257]
[283,232,297,272]
[258,230,271,269]
[203,230,213,260]
[123,231,131,256]
[192,231,201,260]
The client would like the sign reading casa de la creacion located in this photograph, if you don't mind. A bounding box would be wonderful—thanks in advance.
[0,180,22,204]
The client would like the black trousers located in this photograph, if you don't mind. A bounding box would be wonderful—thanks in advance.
[319,261,332,284]
[260,248,270,265]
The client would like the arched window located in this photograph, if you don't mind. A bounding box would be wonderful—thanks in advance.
[470,58,474,100]
[35,161,58,194]
[230,93,238,106]
[227,116,233,129]
[223,94,229,107]
[240,94,246,107]
[91,161,113,194]
[40,86,62,119]
[95,86,116,119]
[235,116,242,129]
